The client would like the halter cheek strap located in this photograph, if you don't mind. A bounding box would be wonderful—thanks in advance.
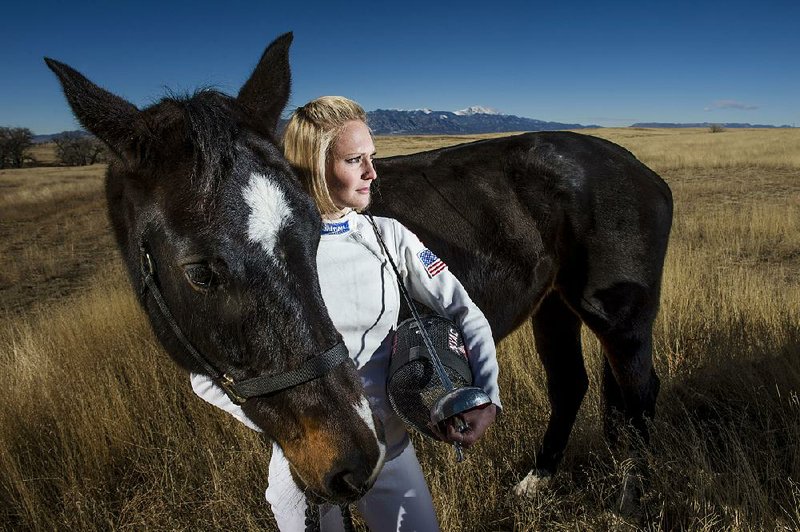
[138,245,349,405]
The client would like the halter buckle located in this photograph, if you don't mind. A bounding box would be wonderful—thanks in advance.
[219,374,248,405]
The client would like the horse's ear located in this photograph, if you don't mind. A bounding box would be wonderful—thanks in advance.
[44,57,142,158]
[237,32,293,134]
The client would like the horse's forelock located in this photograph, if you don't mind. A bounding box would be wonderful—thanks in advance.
[144,90,243,211]
[186,91,239,203]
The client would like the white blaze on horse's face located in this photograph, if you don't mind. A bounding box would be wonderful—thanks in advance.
[244,172,293,256]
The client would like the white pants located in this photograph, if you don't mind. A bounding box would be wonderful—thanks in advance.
[266,443,439,532]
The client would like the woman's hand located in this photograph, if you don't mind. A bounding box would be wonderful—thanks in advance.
[429,403,497,449]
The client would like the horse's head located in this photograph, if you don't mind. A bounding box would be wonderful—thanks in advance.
[46,33,384,503]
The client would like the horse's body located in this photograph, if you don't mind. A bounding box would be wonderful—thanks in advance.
[372,132,672,486]
[47,33,672,506]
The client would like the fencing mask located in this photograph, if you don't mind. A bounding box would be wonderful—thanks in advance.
[386,315,491,441]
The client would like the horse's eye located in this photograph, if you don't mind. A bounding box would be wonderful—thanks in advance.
[183,263,216,292]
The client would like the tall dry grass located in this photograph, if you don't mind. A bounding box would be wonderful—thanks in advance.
[583,128,800,173]
[0,273,274,530]
[1,129,799,530]
[0,163,114,316]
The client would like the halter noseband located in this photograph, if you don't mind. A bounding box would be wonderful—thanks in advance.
[138,245,349,405]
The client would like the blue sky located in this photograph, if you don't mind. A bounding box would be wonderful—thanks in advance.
[1,0,797,134]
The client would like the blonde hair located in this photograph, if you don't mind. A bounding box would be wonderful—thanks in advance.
[282,96,367,216]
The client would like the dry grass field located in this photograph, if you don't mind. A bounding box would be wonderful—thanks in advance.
[1,129,799,531]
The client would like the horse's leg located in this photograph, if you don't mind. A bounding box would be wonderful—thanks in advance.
[600,340,658,447]
[514,290,587,498]
[576,281,661,514]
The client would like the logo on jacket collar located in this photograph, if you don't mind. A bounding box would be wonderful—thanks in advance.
[321,219,351,235]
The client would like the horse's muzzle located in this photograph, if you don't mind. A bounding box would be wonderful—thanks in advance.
[293,452,377,505]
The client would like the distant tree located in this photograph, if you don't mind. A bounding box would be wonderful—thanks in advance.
[53,132,107,166]
[709,124,725,133]
[0,127,34,168]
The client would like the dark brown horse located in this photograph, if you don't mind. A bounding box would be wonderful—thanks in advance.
[46,35,385,505]
[46,32,672,507]
[371,132,672,502]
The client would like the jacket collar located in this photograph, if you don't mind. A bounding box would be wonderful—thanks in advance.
[320,209,360,238]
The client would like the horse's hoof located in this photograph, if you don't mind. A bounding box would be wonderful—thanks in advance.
[618,467,643,518]
[513,470,551,499]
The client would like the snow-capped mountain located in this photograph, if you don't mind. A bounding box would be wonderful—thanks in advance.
[453,106,500,116]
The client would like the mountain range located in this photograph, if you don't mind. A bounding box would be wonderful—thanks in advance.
[631,122,791,129]
[33,114,793,142]
[32,130,88,143]
[365,108,597,135]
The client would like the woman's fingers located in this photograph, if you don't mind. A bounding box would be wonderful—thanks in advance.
[434,403,498,449]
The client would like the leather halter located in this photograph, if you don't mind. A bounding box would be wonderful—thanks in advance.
[138,245,349,405]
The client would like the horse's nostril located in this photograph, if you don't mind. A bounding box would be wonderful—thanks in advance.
[341,473,359,491]
[324,461,370,501]
[327,470,361,495]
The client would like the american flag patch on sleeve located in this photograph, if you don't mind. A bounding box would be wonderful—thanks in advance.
[417,248,447,278]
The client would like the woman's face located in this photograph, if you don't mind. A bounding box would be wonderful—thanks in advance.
[326,120,377,215]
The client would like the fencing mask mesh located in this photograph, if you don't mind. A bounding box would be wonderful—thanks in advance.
[387,315,473,439]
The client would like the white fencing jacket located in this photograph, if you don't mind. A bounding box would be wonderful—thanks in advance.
[191,211,501,461]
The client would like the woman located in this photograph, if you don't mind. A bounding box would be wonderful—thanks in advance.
[191,96,501,531]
